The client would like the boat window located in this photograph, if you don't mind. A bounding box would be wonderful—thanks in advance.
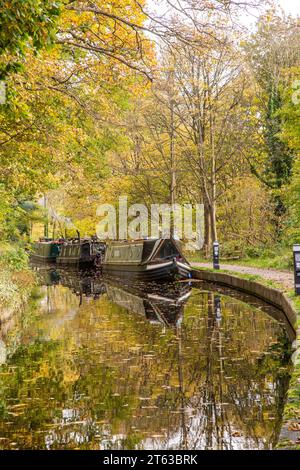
[105,244,143,262]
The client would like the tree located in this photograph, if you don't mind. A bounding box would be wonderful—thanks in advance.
[167,31,248,251]
[0,0,153,240]
[279,67,300,243]
[244,10,300,238]
[0,0,61,78]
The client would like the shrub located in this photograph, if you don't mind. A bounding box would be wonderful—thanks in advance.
[0,246,29,271]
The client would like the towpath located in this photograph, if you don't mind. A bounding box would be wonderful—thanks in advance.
[191,262,294,290]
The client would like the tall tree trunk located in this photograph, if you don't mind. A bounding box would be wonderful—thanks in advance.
[170,98,176,207]
[209,87,218,244]
[210,202,217,243]
[203,201,211,258]
[169,67,176,237]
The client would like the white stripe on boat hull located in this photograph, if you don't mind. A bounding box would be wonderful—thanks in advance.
[146,261,173,270]
[176,261,191,271]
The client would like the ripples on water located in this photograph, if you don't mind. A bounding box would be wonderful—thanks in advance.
[0,267,293,450]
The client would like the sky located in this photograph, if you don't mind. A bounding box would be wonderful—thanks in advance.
[148,1,300,17]
[279,0,300,15]
[146,1,300,37]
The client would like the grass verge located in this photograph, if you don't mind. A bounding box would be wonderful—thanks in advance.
[188,247,293,271]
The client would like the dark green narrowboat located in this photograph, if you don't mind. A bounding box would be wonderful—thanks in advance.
[57,239,106,267]
[102,238,192,281]
[31,239,64,262]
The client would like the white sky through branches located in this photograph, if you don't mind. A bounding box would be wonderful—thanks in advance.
[147,1,300,24]
[279,0,300,15]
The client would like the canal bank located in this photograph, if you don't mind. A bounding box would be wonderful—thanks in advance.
[192,267,300,450]
[0,245,37,358]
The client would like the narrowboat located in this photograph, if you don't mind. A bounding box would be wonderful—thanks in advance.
[56,237,106,267]
[30,238,64,262]
[102,238,192,281]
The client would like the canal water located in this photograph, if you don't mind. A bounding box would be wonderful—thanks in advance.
[0,267,293,450]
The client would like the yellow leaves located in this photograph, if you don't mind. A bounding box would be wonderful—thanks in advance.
[99,175,134,205]
[57,0,154,80]
[1,0,155,241]
[60,9,91,28]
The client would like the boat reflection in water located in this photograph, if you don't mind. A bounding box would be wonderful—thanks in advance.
[105,280,191,328]
[33,265,192,327]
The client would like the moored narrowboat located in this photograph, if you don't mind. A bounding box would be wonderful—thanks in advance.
[102,238,192,281]
[30,238,64,262]
[57,238,106,267]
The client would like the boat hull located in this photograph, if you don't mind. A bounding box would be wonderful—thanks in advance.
[30,254,57,263]
[56,256,96,267]
[102,259,192,281]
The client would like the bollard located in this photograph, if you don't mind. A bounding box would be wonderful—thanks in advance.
[213,241,220,270]
[293,244,300,295]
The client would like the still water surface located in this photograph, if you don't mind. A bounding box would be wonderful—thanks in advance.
[0,268,293,450]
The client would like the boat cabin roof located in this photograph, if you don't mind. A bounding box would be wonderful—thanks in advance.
[104,238,186,265]
[62,238,106,246]
[37,238,65,244]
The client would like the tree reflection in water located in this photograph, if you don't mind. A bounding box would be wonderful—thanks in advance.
[0,268,293,450]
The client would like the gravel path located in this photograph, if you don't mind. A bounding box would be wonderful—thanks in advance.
[191,262,294,290]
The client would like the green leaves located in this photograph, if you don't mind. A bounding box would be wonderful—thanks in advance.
[0,1,62,78]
